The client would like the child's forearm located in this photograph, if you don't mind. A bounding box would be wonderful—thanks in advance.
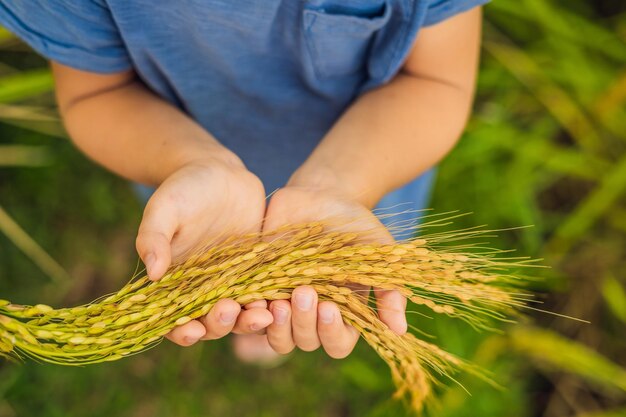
[289,7,481,208]
[289,72,474,208]
[53,65,241,186]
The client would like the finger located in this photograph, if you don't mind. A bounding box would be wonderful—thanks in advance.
[232,308,274,334]
[318,301,359,359]
[166,320,206,346]
[374,289,407,335]
[136,199,178,281]
[266,300,295,354]
[199,299,241,340]
[244,300,267,310]
[291,286,320,351]
[232,334,281,363]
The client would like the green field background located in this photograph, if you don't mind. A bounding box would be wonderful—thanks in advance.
[1,1,625,416]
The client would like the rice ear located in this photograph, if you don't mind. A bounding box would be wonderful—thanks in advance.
[0,219,536,413]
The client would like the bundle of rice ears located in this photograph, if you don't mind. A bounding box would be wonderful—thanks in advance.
[0,215,538,413]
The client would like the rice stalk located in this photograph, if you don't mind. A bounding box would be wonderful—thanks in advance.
[0,219,538,413]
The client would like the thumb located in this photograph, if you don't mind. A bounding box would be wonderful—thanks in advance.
[136,199,178,281]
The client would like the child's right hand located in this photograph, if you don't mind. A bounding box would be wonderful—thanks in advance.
[134,158,273,346]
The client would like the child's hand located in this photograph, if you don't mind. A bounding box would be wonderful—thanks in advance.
[261,186,407,358]
[135,159,274,346]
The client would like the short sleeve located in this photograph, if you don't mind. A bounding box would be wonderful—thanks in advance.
[0,0,131,73]
[423,0,490,27]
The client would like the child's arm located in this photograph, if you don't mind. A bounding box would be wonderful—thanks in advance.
[290,7,481,207]
[52,64,273,346]
[52,65,239,186]
[263,8,482,358]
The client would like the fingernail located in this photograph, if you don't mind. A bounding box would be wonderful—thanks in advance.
[319,307,335,324]
[145,253,156,277]
[273,307,288,325]
[295,293,313,311]
[250,322,263,331]
[183,336,199,345]
[219,311,237,325]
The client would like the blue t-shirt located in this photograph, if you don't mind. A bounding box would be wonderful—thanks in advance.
[0,0,486,209]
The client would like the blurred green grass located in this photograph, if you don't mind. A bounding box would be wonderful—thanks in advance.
[1,1,625,416]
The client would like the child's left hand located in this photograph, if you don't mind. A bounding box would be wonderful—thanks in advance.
[260,185,408,358]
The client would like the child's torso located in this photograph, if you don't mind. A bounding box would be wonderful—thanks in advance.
[107,0,430,190]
